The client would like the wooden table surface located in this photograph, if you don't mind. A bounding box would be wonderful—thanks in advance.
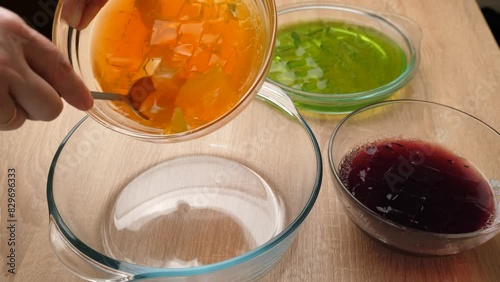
[1,0,499,281]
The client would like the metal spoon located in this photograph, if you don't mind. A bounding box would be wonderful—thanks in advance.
[90,91,150,120]
[90,76,155,120]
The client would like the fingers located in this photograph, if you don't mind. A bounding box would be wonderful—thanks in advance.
[78,0,109,30]
[61,0,109,30]
[0,107,28,131]
[0,43,65,122]
[60,0,85,29]
[9,65,65,121]
[0,85,27,131]
[0,6,93,132]
[22,28,93,111]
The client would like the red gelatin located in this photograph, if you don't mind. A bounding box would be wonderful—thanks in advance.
[339,139,495,234]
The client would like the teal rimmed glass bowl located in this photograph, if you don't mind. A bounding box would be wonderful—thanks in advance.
[266,3,422,114]
[47,83,322,281]
[53,0,277,143]
[328,100,500,256]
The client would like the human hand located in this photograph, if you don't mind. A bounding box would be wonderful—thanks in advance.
[61,0,109,30]
[0,7,93,130]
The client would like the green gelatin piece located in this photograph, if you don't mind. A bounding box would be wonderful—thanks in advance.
[268,20,407,95]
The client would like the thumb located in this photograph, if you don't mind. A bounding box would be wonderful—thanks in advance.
[61,0,109,30]
[60,0,85,29]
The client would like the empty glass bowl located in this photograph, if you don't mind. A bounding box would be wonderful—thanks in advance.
[47,82,322,281]
[266,3,422,114]
[52,0,276,142]
[328,100,500,256]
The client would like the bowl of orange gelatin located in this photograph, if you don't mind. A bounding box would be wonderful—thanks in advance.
[53,0,276,142]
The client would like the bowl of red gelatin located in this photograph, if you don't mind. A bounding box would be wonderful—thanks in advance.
[328,100,500,256]
[266,3,422,114]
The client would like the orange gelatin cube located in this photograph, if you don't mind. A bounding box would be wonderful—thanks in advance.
[176,66,238,127]
[150,21,179,46]
[134,0,160,13]
[188,47,212,72]
[153,0,184,20]
[179,22,204,44]
[139,77,179,125]
[179,3,202,21]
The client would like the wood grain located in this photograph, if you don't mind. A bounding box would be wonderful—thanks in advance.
[0,0,499,281]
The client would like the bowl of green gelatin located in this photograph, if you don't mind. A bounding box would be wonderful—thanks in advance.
[267,3,422,114]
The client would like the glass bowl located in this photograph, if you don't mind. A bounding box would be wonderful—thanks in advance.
[328,100,500,256]
[47,82,322,281]
[52,0,276,142]
[266,3,422,114]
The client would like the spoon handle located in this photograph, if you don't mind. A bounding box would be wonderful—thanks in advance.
[90,91,124,101]
[90,91,150,120]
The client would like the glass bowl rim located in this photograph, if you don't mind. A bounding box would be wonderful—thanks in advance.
[52,0,278,142]
[328,99,500,239]
[46,94,323,277]
[266,2,421,102]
